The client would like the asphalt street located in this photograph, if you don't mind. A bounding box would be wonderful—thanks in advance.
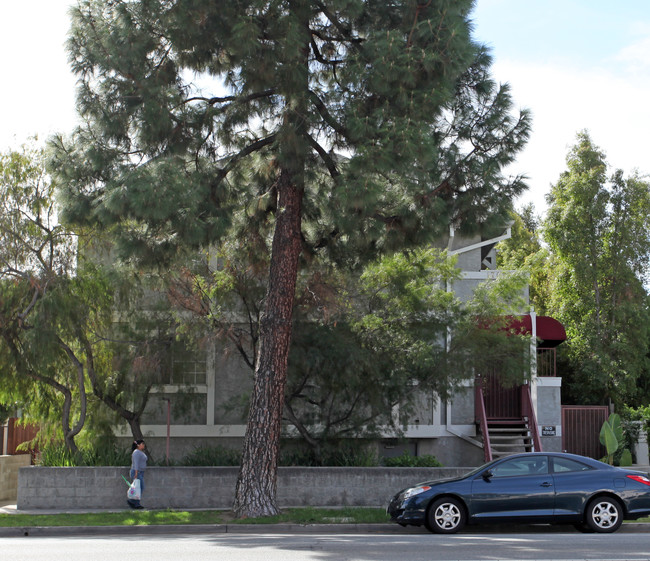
[1,531,650,561]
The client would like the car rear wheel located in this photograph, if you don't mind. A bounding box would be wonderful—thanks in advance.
[585,496,623,533]
[426,497,466,534]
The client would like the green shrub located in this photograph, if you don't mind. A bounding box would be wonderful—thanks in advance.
[382,451,442,467]
[621,405,650,461]
[179,445,241,466]
[279,448,320,466]
[280,443,379,466]
[80,445,131,466]
[322,445,378,467]
[36,444,79,467]
[36,443,130,466]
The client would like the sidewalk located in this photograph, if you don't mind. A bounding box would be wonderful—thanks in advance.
[1,503,649,537]
[0,521,410,538]
[0,503,134,515]
[0,502,410,537]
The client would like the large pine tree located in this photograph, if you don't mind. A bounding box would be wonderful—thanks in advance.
[50,0,530,517]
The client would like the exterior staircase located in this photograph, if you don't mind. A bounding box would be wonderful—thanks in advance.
[475,384,542,462]
[484,419,534,459]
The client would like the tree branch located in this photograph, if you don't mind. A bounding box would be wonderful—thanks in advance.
[184,88,276,107]
[57,337,88,439]
[283,400,320,450]
[212,135,277,200]
[305,133,340,180]
[309,36,343,66]
[313,2,365,48]
[308,90,348,138]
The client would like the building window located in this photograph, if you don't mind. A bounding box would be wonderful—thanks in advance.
[164,339,207,386]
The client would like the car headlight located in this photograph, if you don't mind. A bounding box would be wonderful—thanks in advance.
[402,485,432,501]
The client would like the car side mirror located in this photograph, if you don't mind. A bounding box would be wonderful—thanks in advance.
[482,469,494,481]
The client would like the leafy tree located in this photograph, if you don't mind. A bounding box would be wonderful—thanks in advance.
[496,204,552,315]
[0,144,177,453]
[78,260,179,449]
[171,245,531,462]
[0,403,12,424]
[544,131,650,406]
[285,249,527,450]
[497,205,541,268]
[0,144,89,452]
[50,0,530,516]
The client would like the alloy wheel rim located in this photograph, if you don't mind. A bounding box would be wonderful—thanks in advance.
[435,503,460,529]
[593,502,618,528]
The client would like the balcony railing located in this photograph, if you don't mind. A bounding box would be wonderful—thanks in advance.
[537,347,558,377]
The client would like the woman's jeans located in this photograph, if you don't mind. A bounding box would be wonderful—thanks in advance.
[129,469,145,507]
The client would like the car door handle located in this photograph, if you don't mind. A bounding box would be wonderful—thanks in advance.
[540,482,553,487]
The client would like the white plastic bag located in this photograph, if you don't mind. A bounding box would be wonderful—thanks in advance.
[127,478,141,501]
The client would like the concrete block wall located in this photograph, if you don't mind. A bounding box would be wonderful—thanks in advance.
[535,379,563,453]
[0,455,32,503]
[17,466,470,510]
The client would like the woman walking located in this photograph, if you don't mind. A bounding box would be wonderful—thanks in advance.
[128,439,147,509]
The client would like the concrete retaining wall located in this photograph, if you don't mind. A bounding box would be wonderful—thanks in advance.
[0,455,32,503]
[17,466,471,510]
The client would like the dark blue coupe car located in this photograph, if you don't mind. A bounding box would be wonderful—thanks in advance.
[387,452,650,533]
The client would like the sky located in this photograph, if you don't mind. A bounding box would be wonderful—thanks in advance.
[1,0,649,214]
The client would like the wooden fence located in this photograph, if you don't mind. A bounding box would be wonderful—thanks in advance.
[1,418,38,458]
[561,405,609,459]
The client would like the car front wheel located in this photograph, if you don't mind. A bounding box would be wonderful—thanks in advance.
[426,497,466,534]
[585,497,623,533]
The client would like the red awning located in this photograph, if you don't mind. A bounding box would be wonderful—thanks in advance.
[508,315,567,347]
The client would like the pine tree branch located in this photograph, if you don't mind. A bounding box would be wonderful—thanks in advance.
[305,133,340,179]
[310,28,358,44]
[424,111,529,203]
[407,1,433,48]
[309,35,343,65]
[313,2,364,48]
[184,89,276,107]
[372,213,403,228]
[212,134,277,197]
[307,90,348,138]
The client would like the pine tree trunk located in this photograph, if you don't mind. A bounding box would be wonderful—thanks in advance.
[233,168,303,517]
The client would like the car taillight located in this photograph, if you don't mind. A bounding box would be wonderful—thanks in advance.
[627,475,650,486]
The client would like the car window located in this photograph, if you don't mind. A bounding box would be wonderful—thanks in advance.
[552,457,592,473]
[491,456,548,477]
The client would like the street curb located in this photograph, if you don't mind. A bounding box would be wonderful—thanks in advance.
[1,522,649,538]
[0,523,407,537]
